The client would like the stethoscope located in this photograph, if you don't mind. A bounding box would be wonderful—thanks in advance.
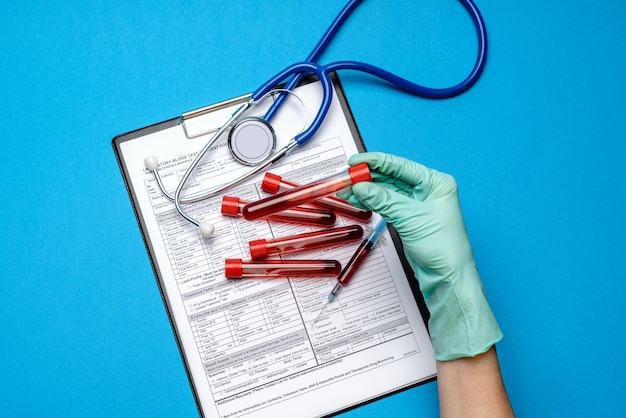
[145,0,488,238]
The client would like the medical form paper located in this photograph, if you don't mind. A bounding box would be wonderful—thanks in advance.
[113,75,436,418]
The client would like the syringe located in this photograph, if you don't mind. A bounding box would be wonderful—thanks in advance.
[327,218,388,302]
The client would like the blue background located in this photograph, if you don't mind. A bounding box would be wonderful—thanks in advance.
[1,0,624,416]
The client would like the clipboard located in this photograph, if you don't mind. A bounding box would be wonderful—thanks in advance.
[112,74,436,418]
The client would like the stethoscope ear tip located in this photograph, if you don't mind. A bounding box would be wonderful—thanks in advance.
[144,155,159,171]
[199,222,216,238]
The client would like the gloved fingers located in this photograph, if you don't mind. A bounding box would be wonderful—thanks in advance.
[349,152,457,200]
[337,183,376,211]
[341,192,368,211]
[368,171,417,196]
[338,174,415,201]
[340,159,419,201]
[349,183,454,271]
[349,182,427,229]
[351,181,473,270]
[348,152,430,187]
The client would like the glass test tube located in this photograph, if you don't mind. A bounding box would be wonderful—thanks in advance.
[248,225,364,259]
[261,172,372,221]
[224,259,341,279]
[221,196,336,226]
[242,163,372,221]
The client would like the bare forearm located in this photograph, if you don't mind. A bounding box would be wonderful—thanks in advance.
[437,346,514,418]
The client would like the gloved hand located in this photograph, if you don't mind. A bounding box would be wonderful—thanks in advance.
[340,152,503,361]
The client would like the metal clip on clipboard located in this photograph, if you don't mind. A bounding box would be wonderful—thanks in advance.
[180,93,251,139]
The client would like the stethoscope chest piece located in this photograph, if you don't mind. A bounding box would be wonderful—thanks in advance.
[228,117,276,165]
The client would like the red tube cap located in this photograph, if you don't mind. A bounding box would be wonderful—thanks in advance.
[221,196,242,216]
[249,239,268,259]
[348,163,372,184]
[262,172,282,194]
[224,258,243,278]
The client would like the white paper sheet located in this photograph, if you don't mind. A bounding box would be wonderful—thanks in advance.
[114,78,435,418]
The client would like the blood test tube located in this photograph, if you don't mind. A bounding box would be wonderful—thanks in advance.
[248,225,363,259]
[221,196,335,226]
[261,172,372,221]
[224,259,341,279]
[242,163,371,221]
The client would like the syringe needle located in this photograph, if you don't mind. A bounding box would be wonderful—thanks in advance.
[313,218,387,329]
[312,301,331,328]
[313,284,339,328]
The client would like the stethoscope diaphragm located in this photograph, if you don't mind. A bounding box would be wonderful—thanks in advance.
[228,117,276,165]
[227,88,308,166]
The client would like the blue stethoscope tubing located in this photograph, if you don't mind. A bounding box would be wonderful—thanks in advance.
[259,0,487,146]
[150,0,488,236]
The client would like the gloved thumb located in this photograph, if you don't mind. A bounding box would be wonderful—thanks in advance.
[350,182,418,223]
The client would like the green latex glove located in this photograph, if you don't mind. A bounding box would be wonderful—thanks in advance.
[341,152,503,361]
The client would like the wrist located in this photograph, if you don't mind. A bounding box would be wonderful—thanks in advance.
[420,264,503,361]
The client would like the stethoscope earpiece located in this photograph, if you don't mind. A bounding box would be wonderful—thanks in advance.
[199,222,216,238]
[144,155,159,171]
